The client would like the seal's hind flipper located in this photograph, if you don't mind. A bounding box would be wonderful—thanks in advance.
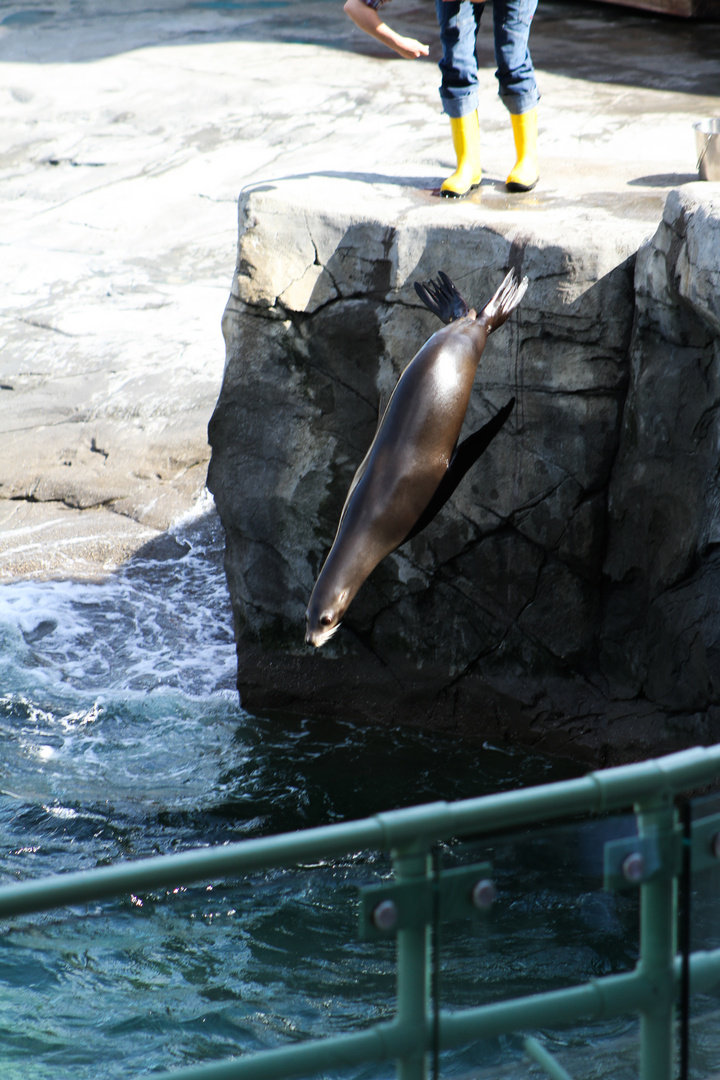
[400,397,515,545]
[414,270,469,324]
[482,268,529,333]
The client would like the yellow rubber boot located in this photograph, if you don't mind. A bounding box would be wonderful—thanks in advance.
[441,112,482,198]
[506,108,539,192]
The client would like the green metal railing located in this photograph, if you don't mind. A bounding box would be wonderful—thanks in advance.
[2,745,720,1080]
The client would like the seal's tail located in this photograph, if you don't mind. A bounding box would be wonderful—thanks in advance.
[414,270,469,324]
[482,267,529,332]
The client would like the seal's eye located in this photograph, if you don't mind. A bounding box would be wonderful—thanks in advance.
[319,613,334,626]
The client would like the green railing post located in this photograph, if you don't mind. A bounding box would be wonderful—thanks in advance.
[393,843,431,1080]
[637,797,677,1080]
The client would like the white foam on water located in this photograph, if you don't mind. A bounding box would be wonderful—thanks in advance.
[169,485,218,535]
[0,496,237,700]
[0,498,244,815]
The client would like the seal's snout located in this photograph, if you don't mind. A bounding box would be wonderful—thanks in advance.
[305,610,341,649]
[306,581,349,648]
[304,608,317,647]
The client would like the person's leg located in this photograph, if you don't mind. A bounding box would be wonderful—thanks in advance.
[492,0,540,191]
[436,0,483,197]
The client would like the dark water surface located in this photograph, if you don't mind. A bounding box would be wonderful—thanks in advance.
[0,503,717,1079]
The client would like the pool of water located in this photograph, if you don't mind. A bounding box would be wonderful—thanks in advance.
[0,502,716,1080]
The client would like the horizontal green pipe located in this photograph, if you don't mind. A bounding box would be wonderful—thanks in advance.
[155,1020,410,1080]
[681,946,720,995]
[439,947,720,1052]
[0,818,387,919]
[438,968,647,1048]
[152,949,720,1080]
[446,744,720,836]
[1,746,719,920]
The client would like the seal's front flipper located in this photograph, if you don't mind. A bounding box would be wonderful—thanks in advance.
[414,270,469,324]
[401,397,515,545]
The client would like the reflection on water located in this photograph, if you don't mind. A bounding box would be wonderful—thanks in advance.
[0,501,716,1078]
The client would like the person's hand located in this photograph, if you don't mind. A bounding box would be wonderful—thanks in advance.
[390,34,430,59]
[344,0,428,59]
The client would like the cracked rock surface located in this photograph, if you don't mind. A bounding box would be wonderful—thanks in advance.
[602,186,720,720]
[209,180,720,764]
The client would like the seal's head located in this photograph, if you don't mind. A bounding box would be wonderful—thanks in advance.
[305,583,350,648]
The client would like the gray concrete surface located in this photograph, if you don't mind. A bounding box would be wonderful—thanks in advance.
[0,0,718,579]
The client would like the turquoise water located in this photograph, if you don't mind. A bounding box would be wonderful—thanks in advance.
[0,504,715,1079]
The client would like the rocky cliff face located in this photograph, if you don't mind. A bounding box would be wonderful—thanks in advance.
[208,178,720,763]
[602,188,720,728]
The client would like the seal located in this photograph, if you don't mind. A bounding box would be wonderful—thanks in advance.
[305,267,528,648]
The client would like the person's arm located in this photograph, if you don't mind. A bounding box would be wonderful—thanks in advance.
[344,0,429,59]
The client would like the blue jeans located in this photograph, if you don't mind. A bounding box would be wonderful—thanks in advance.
[435,0,539,117]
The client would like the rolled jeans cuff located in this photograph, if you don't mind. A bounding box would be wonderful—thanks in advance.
[499,86,540,115]
[439,88,480,118]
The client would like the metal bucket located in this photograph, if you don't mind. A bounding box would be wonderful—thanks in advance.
[694,118,720,181]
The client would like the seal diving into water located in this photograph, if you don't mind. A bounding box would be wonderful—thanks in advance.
[305,267,528,648]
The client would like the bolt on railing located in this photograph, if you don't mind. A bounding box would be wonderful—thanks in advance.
[1,746,720,1080]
